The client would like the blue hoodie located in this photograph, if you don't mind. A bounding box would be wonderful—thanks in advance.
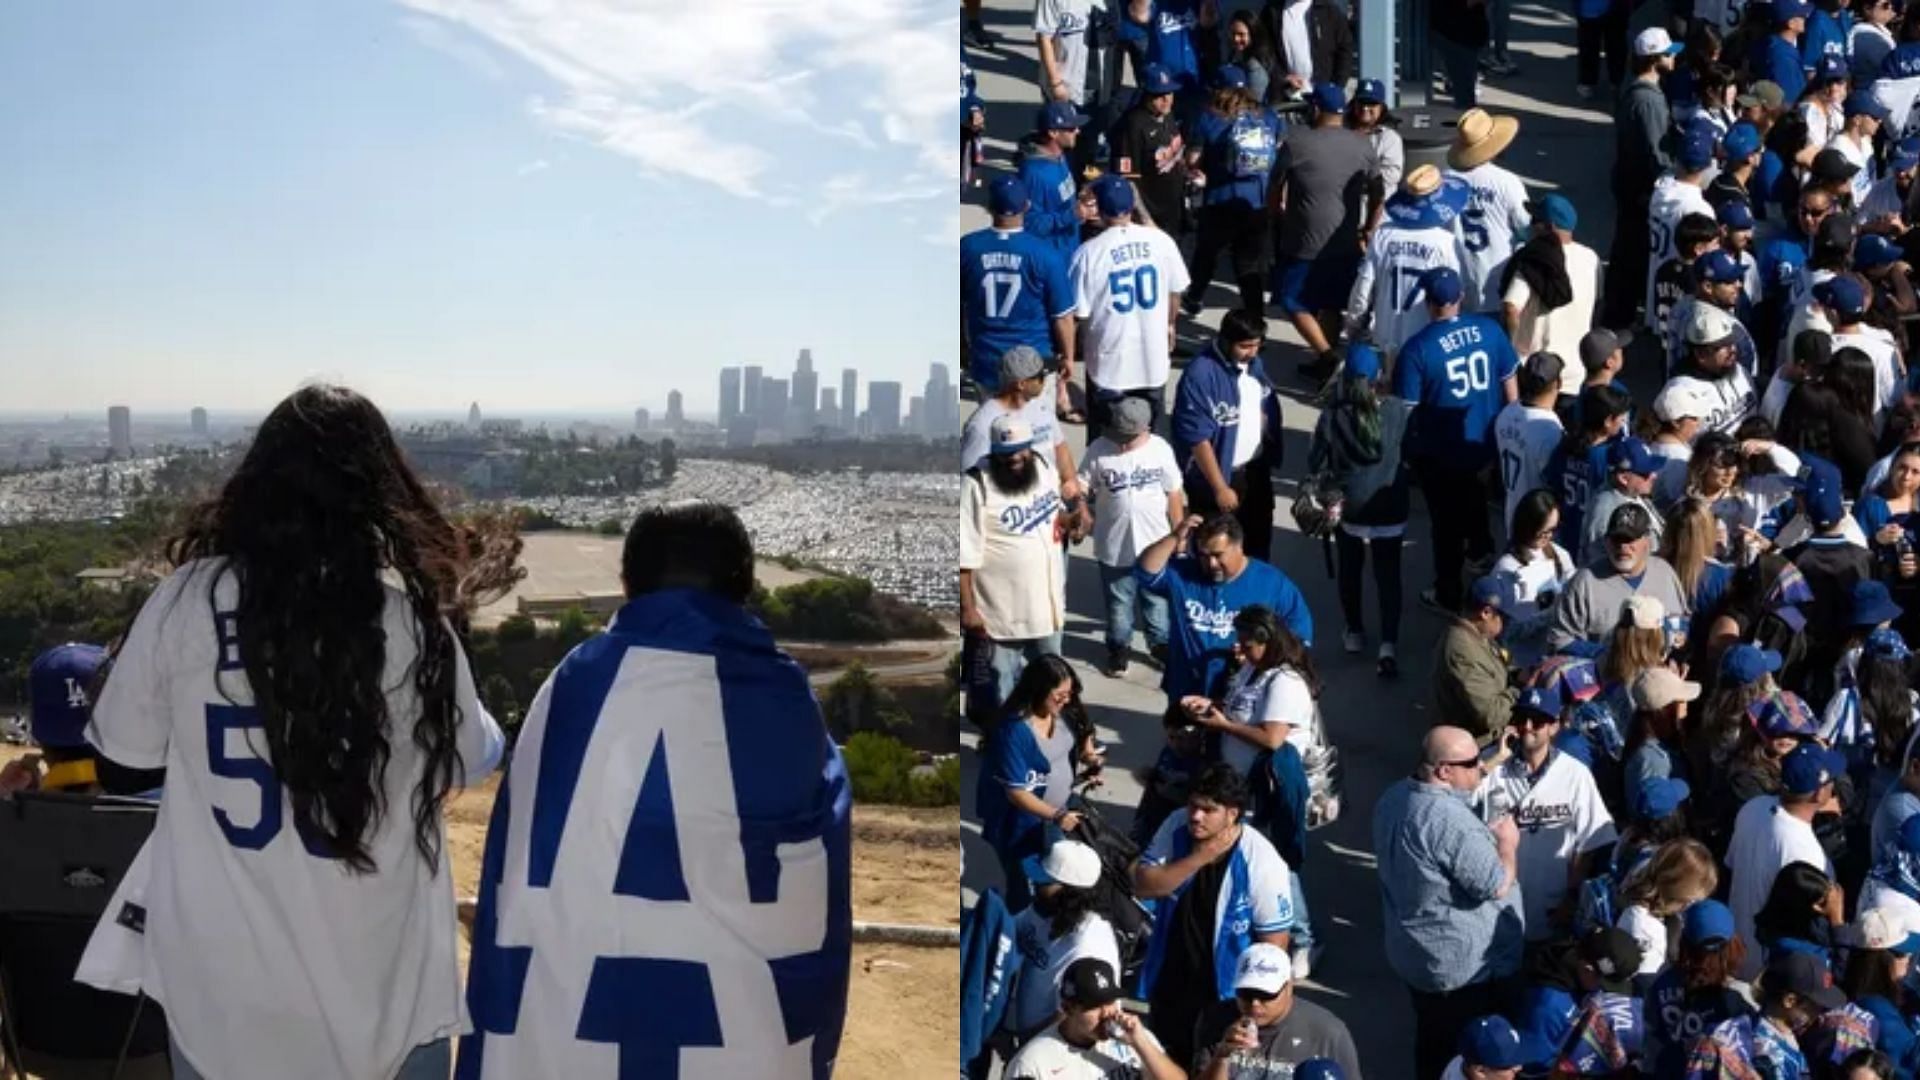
[1017,148,1082,259]
[1171,341,1284,486]
[960,888,1018,1072]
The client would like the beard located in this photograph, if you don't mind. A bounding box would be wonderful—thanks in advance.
[989,454,1039,494]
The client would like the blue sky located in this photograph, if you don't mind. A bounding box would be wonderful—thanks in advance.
[0,0,957,416]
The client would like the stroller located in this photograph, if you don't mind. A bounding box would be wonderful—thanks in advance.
[1062,787,1152,989]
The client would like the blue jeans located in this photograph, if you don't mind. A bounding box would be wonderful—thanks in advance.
[173,1038,451,1080]
[1290,870,1315,950]
[1098,561,1169,652]
[990,633,1065,704]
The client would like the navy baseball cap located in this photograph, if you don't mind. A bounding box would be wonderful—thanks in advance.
[1678,127,1717,171]
[1469,574,1505,613]
[1037,101,1090,132]
[29,643,108,749]
[1459,1016,1553,1069]
[1799,454,1847,529]
[1851,578,1906,626]
[1764,950,1848,1009]
[1718,199,1756,230]
[1816,54,1851,84]
[1695,249,1743,284]
[1534,193,1578,231]
[1814,274,1869,320]
[1632,776,1691,820]
[1091,173,1135,217]
[1775,0,1813,22]
[1142,63,1178,95]
[1720,643,1783,686]
[1608,436,1658,475]
[1346,342,1383,380]
[1859,233,1904,270]
[1894,138,1920,173]
[1782,742,1844,794]
[1723,121,1763,159]
[1869,626,1914,661]
[1355,78,1388,104]
[1682,899,1736,946]
[1416,266,1464,306]
[1214,64,1249,90]
[1515,685,1564,721]
[1847,90,1892,120]
[988,175,1029,217]
[1310,82,1347,113]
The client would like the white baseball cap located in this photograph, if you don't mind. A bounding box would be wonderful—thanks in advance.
[1234,942,1292,994]
[1653,381,1713,423]
[1685,303,1739,346]
[990,414,1035,454]
[1846,907,1920,951]
[1634,27,1684,57]
[1622,595,1666,631]
[1021,840,1102,889]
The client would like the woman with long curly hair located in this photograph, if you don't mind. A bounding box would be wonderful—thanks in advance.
[1616,838,1719,983]
[85,385,504,1080]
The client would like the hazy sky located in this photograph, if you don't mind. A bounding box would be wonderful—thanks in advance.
[0,0,958,415]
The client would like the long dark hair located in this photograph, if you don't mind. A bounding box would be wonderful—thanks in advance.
[1508,488,1568,576]
[169,385,465,873]
[1751,861,1834,946]
[1233,605,1321,698]
[1831,347,1880,425]
[1861,649,1917,764]
[1004,654,1080,723]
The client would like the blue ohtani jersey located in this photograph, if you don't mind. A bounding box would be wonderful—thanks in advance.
[961,226,1074,389]
[460,589,852,1080]
[1391,312,1519,466]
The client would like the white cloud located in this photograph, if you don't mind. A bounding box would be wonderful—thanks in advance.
[807,173,946,224]
[515,158,550,176]
[394,0,959,206]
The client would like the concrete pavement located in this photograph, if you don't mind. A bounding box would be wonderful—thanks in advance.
[960,1,1645,1074]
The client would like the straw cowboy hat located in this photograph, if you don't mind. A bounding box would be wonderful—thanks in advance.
[1401,163,1443,197]
[1449,108,1520,170]
[1388,164,1472,227]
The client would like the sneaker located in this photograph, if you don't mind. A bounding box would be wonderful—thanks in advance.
[1105,645,1130,678]
[1291,942,1324,981]
[1378,643,1399,679]
[1419,588,1450,616]
[1491,56,1521,76]
[1342,630,1364,655]
[1478,54,1498,73]
[1576,83,1596,100]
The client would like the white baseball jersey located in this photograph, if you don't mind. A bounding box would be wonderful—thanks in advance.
[77,558,502,1080]
[1005,1022,1162,1080]
[1875,63,1920,142]
[960,392,1062,472]
[1662,368,1757,437]
[1494,402,1565,532]
[1349,222,1469,360]
[1644,177,1715,332]
[1448,163,1532,312]
[1072,222,1191,391]
[1007,909,1121,1035]
[1479,750,1617,941]
[1833,131,1878,208]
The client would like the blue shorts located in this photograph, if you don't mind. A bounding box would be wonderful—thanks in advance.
[1272,252,1357,316]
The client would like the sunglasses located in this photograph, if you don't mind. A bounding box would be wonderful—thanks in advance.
[1438,757,1481,770]
[1513,713,1559,728]
[1236,988,1281,1004]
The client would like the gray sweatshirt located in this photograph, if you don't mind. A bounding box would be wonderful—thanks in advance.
[1545,554,1693,653]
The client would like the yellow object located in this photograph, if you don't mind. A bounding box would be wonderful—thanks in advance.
[42,758,98,791]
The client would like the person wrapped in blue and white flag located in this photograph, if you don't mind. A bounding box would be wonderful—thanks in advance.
[459,504,852,1080]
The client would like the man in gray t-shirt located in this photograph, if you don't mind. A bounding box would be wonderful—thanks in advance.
[1273,83,1374,375]
[1192,943,1365,1079]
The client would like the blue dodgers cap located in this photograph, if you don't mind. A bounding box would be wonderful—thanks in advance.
[1310,82,1347,112]
[1677,127,1718,171]
[1847,89,1893,120]
[1816,54,1852,84]
[1142,63,1179,95]
[1749,689,1820,738]
[1859,233,1903,270]
[1632,776,1692,820]
[1723,121,1763,160]
[1214,64,1249,90]
[1534,192,1578,231]
[1694,249,1744,284]
[1718,199,1756,230]
[1683,900,1736,946]
[1293,1062,1346,1080]
[1814,275,1869,320]
[988,175,1029,217]
[1090,173,1135,217]
[1345,342,1383,380]
[1720,643,1783,686]
[28,643,108,749]
[1775,0,1814,22]
[1515,684,1565,720]
[1782,742,1845,794]
[1459,1016,1553,1069]
[1415,265,1464,306]
[1798,454,1847,529]
[1607,436,1658,475]
[1355,78,1389,104]
[1036,100,1090,132]
[1469,574,1505,612]
[1850,578,1906,626]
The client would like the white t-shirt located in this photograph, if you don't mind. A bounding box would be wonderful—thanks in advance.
[1504,243,1601,383]
[961,392,1062,472]
[1349,221,1469,360]
[80,559,502,1080]
[1617,904,1670,977]
[1233,366,1264,468]
[1448,162,1532,312]
[1077,434,1182,567]
[1005,1022,1162,1079]
[1727,796,1832,980]
[960,462,1067,641]
[1645,177,1715,332]
[1480,751,1618,940]
[1218,665,1316,777]
[1494,402,1565,531]
[1072,222,1192,391]
[1034,0,1095,105]
[1492,544,1575,669]
[1832,131,1879,208]
[1801,99,1845,156]
[1007,909,1122,1035]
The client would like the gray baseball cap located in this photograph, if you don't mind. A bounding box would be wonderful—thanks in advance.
[1108,397,1152,438]
[999,345,1045,385]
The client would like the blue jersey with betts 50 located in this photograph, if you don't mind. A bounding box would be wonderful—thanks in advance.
[961,226,1074,390]
[1391,313,1518,467]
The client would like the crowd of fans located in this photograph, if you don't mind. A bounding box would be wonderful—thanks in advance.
[961,0,1920,1076]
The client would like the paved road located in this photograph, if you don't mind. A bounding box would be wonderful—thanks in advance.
[959,4,1655,1075]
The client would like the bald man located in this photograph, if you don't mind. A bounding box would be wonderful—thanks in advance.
[1373,726,1525,1080]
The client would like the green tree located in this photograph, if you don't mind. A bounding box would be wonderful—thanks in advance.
[595,517,626,537]
[842,731,918,803]
[554,606,594,649]
[497,614,537,643]
[819,661,907,740]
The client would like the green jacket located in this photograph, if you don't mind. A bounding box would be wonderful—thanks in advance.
[1432,618,1515,744]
